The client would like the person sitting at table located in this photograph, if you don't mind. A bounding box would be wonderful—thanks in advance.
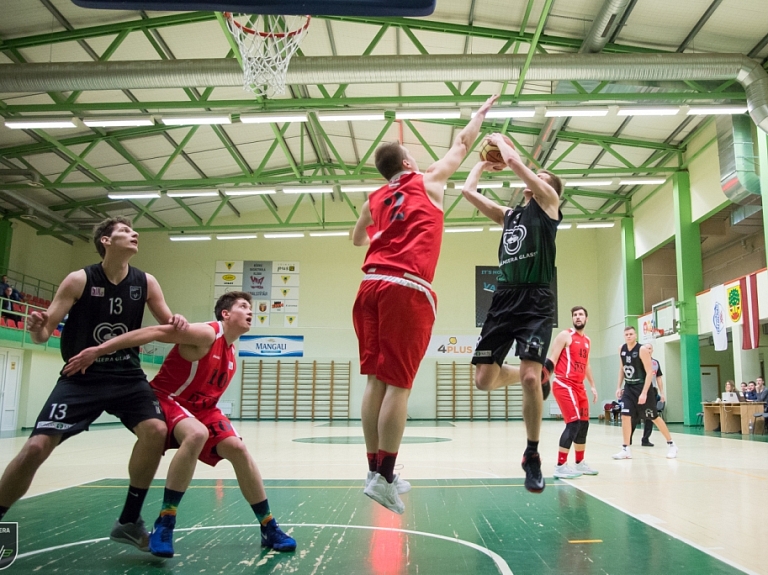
[724,380,738,398]
[744,381,758,402]
[739,382,748,401]
[755,377,767,403]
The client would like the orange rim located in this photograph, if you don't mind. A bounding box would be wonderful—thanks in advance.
[223,13,311,38]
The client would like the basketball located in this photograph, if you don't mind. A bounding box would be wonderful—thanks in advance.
[479,135,514,165]
[479,141,504,164]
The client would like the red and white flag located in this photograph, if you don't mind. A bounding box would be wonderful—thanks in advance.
[740,273,761,350]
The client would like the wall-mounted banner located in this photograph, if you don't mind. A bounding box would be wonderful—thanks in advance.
[239,335,304,357]
[215,261,299,327]
[426,335,477,357]
[475,266,558,328]
[638,312,654,344]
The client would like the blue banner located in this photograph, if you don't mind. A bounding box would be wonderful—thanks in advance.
[239,335,304,357]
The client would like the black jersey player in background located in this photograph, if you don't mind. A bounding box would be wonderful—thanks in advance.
[462,133,563,494]
[0,216,188,552]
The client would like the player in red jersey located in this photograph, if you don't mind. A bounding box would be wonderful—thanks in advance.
[64,291,296,558]
[352,94,499,514]
[547,306,599,479]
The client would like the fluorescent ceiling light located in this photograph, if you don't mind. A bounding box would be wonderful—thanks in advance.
[263,232,305,238]
[167,190,219,198]
[687,106,748,115]
[216,234,257,240]
[545,107,609,117]
[317,111,385,122]
[82,116,154,127]
[445,227,484,233]
[169,235,211,241]
[240,112,308,123]
[619,178,667,186]
[396,110,461,120]
[107,192,161,200]
[224,189,276,196]
[564,179,613,187]
[576,222,615,229]
[488,226,503,232]
[161,115,231,125]
[558,223,573,230]
[340,184,381,193]
[617,107,680,116]
[478,108,537,119]
[309,231,349,237]
[478,181,504,189]
[5,117,77,129]
[283,187,334,194]
[508,181,527,187]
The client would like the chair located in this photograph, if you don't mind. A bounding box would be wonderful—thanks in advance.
[52,328,61,337]
[12,303,23,313]
[752,412,768,435]
[17,319,24,331]
[6,319,16,329]
[696,412,704,426]
[0,317,7,328]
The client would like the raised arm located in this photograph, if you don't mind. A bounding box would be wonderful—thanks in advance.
[27,270,85,344]
[461,161,510,225]
[489,134,560,220]
[352,200,373,247]
[146,273,188,330]
[63,322,216,376]
[422,95,499,202]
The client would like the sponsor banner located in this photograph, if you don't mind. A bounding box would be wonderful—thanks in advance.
[283,301,299,313]
[727,283,742,323]
[239,335,304,357]
[284,315,298,327]
[272,273,300,287]
[277,286,299,299]
[0,522,18,570]
[426,335,477,357]
[274,261,300,274]
[638,312,654,344]
[214,272,242,287]
[711,284,728,351]
[254,315,269,326]
[271,300,286,313]
[216,261,243,273]
[243,261,272,299]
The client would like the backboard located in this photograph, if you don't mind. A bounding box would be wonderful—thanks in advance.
[652,298,677,336]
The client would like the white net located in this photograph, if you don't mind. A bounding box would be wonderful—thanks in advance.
[225,13,311,97]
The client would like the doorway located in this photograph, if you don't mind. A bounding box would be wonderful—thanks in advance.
[700,365,721,403]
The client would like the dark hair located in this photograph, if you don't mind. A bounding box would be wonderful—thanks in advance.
[624,325,636,332]
[375,141,407,180]
[215,291,252,321]
[93,216,133,258]
[571,305,588,317]
[538,169,563,197]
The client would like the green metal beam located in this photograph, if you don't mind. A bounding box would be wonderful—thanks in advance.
[514,0,555,98]
[621,217,643,330]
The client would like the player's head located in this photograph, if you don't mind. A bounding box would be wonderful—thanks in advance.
[644,343,654,355]
[748,381,756,391]
[623,325,637,345]
[725,380,735,392]
[525,170,562,200]
[571,306,588,330]
[757,377,765,388]
[215,291,253,333]
[375,141,418,180]
[93,216,136,259]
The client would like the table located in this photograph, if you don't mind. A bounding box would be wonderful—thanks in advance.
[701,402,721,431]
[716,402,765,434]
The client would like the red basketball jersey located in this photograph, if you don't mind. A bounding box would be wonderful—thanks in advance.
[554,329,591,386]
[362,172,443,282]
[150,321,235,411]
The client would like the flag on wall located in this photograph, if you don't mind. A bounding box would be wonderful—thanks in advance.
[711,284,728,351]
[740,273,761,350]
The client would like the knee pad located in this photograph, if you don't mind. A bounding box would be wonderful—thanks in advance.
[559,420,581,450]
[575,419,589,444]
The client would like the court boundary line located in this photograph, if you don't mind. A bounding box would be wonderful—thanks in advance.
[16,523,513,575]
[21,477,109,500]
[563,479,758,575]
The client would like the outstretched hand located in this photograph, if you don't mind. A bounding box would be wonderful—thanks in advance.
[476,94,500,116]
[480,159,505,172]
[63,346,101,376]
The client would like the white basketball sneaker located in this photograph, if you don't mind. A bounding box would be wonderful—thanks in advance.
[364,473,405,514]
[612,446,632,460]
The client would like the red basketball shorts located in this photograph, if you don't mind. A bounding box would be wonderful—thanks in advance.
[352,269,437,389]
[156,393,240,467]
[552,377,590,423]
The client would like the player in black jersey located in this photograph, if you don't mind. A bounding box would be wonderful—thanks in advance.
[613,326,677,460]
[0,216,188,552]
[462,134,563,494]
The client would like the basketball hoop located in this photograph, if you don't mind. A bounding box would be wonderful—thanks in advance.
[224,13,311,97]
[653,328,665,339]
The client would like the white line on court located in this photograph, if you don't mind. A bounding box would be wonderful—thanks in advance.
[21,477,110,500]
[562,479,757,575]
[16,523,514,575]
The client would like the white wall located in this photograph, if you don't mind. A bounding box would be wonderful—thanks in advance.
[7,221,74,288]
[633,182,675,259]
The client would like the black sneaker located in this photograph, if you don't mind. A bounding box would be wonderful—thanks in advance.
[541,359,554,401]
[641,440,654,447]
[521,452,545,493]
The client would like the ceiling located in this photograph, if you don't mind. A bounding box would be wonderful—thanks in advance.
[1,0,767,244]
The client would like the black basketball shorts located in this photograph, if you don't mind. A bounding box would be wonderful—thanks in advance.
[472,285,555,366]
[621,385,658,420]
[31,371,164,442]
